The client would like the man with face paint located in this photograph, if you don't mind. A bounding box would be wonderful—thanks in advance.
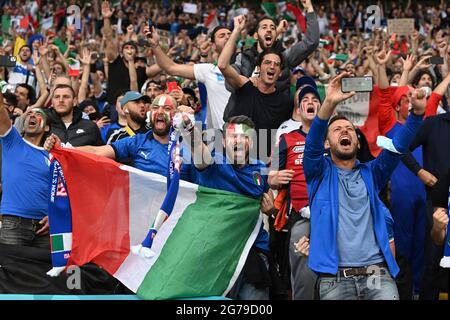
[303,71,426,300]
[181,114,274,299]
[107,91,150,144]
[377,49,450,299]
[219,15,293,161]
[268,76,321,300]
[0,91,51,249]
[45,94,195,182]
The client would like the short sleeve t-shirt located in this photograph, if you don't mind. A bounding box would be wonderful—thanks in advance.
[230,81,293,160]
[193,63,231,130]
[1,127,50,219]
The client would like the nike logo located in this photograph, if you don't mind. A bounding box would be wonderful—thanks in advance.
[76,129,85,134]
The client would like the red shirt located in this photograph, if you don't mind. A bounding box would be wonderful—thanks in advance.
[273,128,309,212]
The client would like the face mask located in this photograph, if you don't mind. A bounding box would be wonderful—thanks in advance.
[390,82,399,87]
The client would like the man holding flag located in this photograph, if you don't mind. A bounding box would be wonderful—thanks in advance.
[45,92,196,182]
[180,113,275,299]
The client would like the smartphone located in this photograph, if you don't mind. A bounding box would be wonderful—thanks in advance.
[147,18,153,38]
[341,76,373,93]
[167,81,178,92]
[429,56,444,65]
[0,55,17,67]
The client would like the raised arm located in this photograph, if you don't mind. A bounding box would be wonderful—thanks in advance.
[317,72,356,120]
[398,54,415,87]
[143,26,192,79]
[217,15,249,90]
[0,91,12,135]
[424,71,450,118]
[370,89,426,190]
[283,0,320,69]
[125,53,138,92]
[29,52,49,109]
[179,112,213,170]
[375,47,397,135]
[77,48,91,103]
[102,1,119,62]
[304,72,355,181]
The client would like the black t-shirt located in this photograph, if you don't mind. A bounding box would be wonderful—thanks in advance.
[229,81,293,161]
[106,56,147,105]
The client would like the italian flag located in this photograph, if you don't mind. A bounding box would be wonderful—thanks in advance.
[50,147,262,299]
[67,58,80,77]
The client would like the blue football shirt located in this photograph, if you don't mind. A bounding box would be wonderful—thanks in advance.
[1,127,50,219]
[111,131,195,182]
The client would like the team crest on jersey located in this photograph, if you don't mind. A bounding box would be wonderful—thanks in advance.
[56,177,68,197]
[253,172,262,186]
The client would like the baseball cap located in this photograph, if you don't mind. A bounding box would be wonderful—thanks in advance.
[120,91,151,108]
[296,76,321,104]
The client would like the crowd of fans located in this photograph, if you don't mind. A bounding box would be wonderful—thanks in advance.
[0,0,450,300]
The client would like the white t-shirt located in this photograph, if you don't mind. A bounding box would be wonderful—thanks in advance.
[193,63,231,130]
[275,118,302,143]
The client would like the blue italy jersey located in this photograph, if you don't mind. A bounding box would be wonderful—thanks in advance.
[1,127,50,219]
[195,153,269,251]
[111,131,195,182]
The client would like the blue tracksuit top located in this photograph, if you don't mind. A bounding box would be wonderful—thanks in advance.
[303,113,424,277]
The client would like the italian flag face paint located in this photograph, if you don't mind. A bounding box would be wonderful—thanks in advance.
[225,124,252,137]
[151,96,175,125]
[29,108,47,130]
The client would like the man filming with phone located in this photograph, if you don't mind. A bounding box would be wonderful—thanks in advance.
[303,71,426,300]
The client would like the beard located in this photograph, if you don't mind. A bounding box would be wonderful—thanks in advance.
[331,144,359,161]
[153,126,170,137]
[152,119,170,136]
[129,111,146,127]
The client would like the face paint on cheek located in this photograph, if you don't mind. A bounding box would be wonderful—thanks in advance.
[36,117,45,130]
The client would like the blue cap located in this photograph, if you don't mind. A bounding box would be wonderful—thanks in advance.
[296,76,321,104]
[120,91,151,108]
